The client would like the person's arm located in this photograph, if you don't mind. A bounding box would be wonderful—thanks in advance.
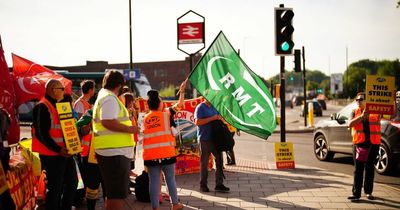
[32,104,62,153]
[100,97,138,134]
[172,79,187,110]
[195,114,221,126]
[348,109,366,128]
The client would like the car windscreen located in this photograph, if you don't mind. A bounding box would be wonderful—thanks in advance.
[337,101,358,120]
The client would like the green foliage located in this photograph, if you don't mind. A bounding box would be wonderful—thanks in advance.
[158,84,177,98]
[344,59,400,98]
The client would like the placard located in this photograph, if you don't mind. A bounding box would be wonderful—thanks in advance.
[275,142,295,169]
[365,75,395,115]
[56,102,82,155]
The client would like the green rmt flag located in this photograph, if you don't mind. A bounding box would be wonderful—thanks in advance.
[189,31,277,139]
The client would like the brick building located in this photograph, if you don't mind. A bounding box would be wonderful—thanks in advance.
[46,54,202,91]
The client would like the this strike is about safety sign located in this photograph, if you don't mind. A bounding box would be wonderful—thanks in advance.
[365,75,395,115]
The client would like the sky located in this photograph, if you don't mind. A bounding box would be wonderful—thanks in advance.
[1,0,399,80]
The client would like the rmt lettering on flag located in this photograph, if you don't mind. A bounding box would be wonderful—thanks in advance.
[189,31,276,139]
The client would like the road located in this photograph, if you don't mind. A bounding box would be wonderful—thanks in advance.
[233,103,400,190]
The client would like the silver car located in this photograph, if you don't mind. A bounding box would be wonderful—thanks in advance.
[313,101,400,174]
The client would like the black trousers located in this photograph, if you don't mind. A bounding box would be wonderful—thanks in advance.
[81,156,104,210]
[352,144,379,197]
[39,155,78,210]
[200,141,223,187]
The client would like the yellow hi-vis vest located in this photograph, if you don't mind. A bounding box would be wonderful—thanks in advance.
[92,89,135,149]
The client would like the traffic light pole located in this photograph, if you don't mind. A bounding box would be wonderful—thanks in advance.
[302,46,307,127]
[280,56,286,142]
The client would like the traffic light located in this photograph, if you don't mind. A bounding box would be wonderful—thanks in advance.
[275,6,294,55]
[294,49,301,72]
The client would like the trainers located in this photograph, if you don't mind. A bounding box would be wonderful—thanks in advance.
[215,184,230,192]
[347,195,360,201]
[226,162,236,166]
[366,194,375,200]
[164,193,170,201]
[171,202,184,210]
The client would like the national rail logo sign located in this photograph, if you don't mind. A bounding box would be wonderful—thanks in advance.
[189,31,276,139]
[365,75,395,115]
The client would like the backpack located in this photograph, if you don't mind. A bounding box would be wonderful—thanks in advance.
[134,170,150,202]
[210,120,235,152]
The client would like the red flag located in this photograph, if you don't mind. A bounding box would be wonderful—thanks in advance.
[0,39,20,144]
[11,54,72,107]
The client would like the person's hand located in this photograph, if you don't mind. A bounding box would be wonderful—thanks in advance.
[214,115,222,121]
[59,148,71,157]
[129,126,139,134]
[179,79,188,93]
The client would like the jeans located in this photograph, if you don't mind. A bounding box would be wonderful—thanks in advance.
[352,144,379,197]
[147,163,179,209]
[39,155,78,210]
[200,140,223,187]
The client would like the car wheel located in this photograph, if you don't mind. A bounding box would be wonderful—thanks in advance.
[374,143,392,175]
[314,134,334,161]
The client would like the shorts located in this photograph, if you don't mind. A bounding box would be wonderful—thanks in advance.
[96,154,131,199]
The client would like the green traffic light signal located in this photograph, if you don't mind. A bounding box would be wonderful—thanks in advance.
[281,42,290,51]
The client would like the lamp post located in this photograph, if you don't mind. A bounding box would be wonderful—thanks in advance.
[129,0,133,89]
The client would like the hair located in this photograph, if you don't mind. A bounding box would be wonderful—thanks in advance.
[147,90,161,110]
[102,70,125,90]
[80,80,95,94]
[356,92,365,99]
[123,92,134,108]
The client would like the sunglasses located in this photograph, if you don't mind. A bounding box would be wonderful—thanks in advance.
[53,87,65,91]
[356,98,364,102]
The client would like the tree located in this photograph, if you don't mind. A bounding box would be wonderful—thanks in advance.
[344,59,400,98]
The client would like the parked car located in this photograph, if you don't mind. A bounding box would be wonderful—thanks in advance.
[317,99,327,110]
[313,101,400,174]
[300,100,323,117]
[292,96,304,107]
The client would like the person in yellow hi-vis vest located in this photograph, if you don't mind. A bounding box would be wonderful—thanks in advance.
[92,70,138,210]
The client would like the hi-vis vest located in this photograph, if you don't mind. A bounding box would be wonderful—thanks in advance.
[32,98,65,156]
[74,97,92,157]
[93,89,135,150]
[143,111,176,161]
[352,108,381,145]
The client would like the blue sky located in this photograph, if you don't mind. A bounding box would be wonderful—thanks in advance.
[1,0,399,79]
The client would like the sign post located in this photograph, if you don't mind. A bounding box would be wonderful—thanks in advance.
[177,10,205,98]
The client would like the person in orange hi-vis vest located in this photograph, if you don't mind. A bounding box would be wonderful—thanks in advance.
[31,79,77,210]
[347,92,381,201]
[73,80,96,207]
[142,79,187,210]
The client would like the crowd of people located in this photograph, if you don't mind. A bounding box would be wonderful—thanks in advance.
[26,70,237,210]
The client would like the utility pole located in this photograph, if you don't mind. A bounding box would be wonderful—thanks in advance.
[129,0,134,89]
[302,46,307,127]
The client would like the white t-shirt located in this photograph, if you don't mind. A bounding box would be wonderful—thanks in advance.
[95,88,133,159]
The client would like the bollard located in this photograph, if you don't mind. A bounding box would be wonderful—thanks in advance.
[308,102,314,127]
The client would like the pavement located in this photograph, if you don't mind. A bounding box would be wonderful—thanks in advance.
[79,158,400,210]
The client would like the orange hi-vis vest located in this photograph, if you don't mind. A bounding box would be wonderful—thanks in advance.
[74,97,92,157]
[32,98,65,156]
[143,111,176,161]
[352,107,381,145]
